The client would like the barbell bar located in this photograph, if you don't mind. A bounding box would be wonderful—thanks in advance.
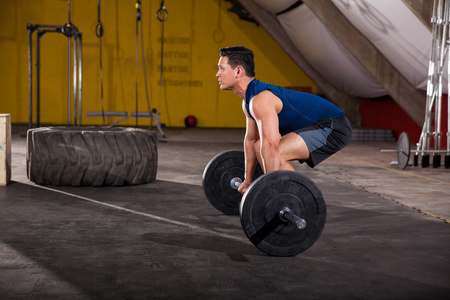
[381,149,450,154]
[381,132,450,169]
[279,207,307,230]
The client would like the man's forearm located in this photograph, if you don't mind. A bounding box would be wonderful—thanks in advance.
[243,139,258,181]
[260,140,280,173]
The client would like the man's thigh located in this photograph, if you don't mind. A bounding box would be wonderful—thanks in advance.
[279,133,311,161]
[292,116,352,168]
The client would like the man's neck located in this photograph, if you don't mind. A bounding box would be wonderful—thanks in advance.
[233,77,254,99]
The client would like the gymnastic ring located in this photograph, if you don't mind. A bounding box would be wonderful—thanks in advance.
[95,23,104,38]
[156,7,169,22]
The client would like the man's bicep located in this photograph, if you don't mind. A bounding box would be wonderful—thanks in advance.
[251,98,279,142]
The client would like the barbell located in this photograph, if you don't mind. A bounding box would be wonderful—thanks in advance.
[202,150,327,257]
[381,132,450,169]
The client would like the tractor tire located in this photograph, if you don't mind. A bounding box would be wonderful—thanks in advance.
[26,127,158,186]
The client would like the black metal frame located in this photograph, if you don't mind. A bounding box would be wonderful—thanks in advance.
[27,22,82,128]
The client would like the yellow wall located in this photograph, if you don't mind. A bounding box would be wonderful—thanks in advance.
[0,0,315,128]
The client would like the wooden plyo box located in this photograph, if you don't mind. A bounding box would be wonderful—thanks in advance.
[0,114,11,186]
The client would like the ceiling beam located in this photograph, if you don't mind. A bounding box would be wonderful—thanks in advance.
[302,0,426,127]
[402,0,433,31]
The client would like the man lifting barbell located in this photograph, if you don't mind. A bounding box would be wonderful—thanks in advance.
[216,46,352,194]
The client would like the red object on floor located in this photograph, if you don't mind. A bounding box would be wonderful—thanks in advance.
[184,115,198,128]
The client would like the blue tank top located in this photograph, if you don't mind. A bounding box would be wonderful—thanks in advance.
[244,79,344,133]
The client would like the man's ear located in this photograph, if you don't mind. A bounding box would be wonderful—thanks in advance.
[236,65,245,78]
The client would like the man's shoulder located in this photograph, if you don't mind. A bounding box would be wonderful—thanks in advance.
[252,90,282,113]
[253,90,278,101]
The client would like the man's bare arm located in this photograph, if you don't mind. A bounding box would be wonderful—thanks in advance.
[240,101,259,194]
[250,91,282,173]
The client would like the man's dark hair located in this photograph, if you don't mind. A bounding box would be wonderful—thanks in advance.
[220,46,255,77]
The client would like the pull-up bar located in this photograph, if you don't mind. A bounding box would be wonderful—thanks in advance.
[27,18,82,127]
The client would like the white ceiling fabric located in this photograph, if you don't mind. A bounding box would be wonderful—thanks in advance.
[330,0,442,92]
[253,0,299,14]
[277,4,387,97]
[253,0,442,97]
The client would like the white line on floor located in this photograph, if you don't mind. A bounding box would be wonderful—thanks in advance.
[22,181,248,243]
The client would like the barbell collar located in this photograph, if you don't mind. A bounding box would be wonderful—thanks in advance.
[230,177,242,190]
[279,207,307,230]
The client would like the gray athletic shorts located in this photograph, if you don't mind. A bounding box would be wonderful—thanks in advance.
[294,116,352,168]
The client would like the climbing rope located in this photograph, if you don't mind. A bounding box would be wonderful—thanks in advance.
[135,0,154,128]
[95,0,105,124]
[135,0,141,127]
[156,0,169,124]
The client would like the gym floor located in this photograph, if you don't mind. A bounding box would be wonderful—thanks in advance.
[1,125,449,299]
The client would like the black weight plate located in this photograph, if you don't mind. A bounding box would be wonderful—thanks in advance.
[240,171,326,256]
[202,150,263,215]
[397,132,410,170]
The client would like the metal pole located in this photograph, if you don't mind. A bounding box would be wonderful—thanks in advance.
[67,36,71,125]
[433,0,448,167]
[67,0,72,126]
[419,0,441,167]
[447,0,450,161]
[28,27,33,128]
[78,33,83,126]
[37,31,43,128]
[135,0,140,128]
[73,36,78,126]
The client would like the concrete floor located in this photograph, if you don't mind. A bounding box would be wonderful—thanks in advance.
[1,126,449,299]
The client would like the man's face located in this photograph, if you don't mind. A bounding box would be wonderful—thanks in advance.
[216,56,236,90]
